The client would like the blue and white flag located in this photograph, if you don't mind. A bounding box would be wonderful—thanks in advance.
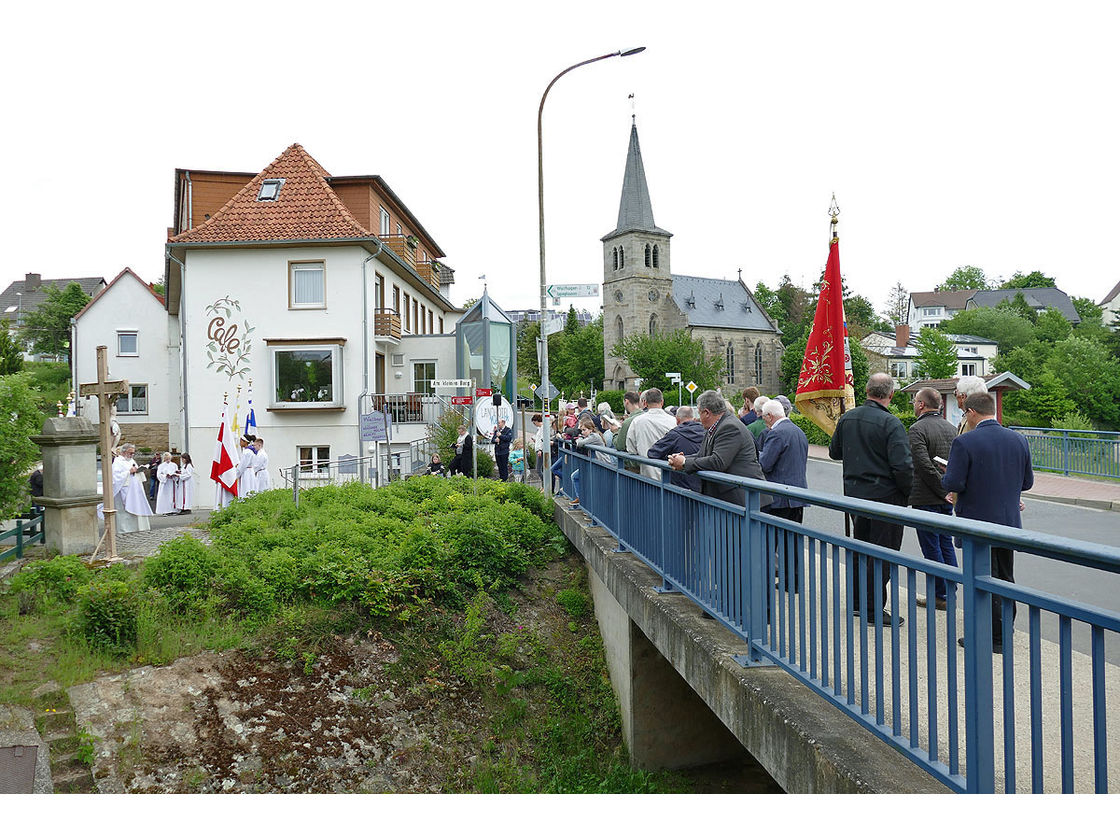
[245,381,258,438]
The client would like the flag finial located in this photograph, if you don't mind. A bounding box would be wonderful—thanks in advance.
[828,193,840,242]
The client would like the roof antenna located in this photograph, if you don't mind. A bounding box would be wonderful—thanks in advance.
[628,93,635,124]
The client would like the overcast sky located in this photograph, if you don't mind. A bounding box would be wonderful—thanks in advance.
[3,1,1119,319]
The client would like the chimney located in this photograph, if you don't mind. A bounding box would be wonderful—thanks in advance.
[895,323,910,348]
[25,273,41,291]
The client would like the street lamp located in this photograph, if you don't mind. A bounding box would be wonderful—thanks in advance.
[537,46,645,497]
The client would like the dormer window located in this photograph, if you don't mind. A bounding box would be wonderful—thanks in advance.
[257,178,285,201]
[685,292,696,309]
[715,294,725,311]
[741,302,752,313]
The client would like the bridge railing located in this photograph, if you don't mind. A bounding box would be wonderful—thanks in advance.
[0,512,46,565]
[1009,427,1120,479]
[558,441,1120,794]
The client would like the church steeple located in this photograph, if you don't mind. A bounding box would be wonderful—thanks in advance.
[604,122,672,240]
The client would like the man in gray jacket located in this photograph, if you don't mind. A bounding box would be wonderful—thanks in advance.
[908,387,958,609]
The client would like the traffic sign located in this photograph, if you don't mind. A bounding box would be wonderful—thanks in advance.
[686,381,698,394]
[665,372,681,380]
[546,284,599,298]
[541,314,565,336]
[450,396,473,405]
[432,379,472,389]
[533,381,560,400]
[475,387,492,398]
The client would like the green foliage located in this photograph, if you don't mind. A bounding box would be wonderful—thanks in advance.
[9,555,92,612]
[438,590,494,684]
[17,282,90,363]
[547,316,604,397]
[788,411,833,445]
[76,726,97,766]
[23,361,72,415]
[936,265,989,292]
[77,577,139,652]
[1072,296,1104,325]
[0,372,45,518]
[141,535,221,611]
[997,292,1038,324]
[913,327,958,379]
[556,589,589,618]
[612,328,723,394]
[594,390,625,414]
[427,408,470,465]
[1034,308,1072,344]
[880,281,909,326]
[1044,335,1120,427]
[516,320,541,383]
[0,320,23,374]
[1001,270,1057,289]
[939,307,1035,353]
[475,448,495,479]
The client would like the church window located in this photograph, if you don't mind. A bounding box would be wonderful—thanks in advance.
[616,315,624,345]
[725,344,735,385]
[755,344,764,384]
[644,244,651,267]
[619,247,624,268]
[653,245,660,268]
[649,313,658,335]
[613,248,618,271]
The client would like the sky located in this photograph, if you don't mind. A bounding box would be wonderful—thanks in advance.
[3,0,1119,320]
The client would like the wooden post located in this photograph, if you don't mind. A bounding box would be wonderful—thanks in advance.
[78,346,129,564]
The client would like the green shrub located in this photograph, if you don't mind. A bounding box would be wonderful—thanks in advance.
[77,577,138,652]
[475,449,495,479]
[427,408,471,465]
[556,589,589,618]
[594,390,625,414]
[141,535,220,610]
[9,555,92,609]
[1053,410,1095,432]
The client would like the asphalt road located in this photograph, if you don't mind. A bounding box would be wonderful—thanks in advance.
[804,457,1120,661]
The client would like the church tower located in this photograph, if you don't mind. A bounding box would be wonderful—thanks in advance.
[601,121,675,390]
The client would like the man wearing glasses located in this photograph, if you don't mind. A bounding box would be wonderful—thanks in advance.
[667,389,763,505]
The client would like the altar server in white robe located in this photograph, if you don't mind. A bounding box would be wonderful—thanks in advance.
[237,435,257,498]
[111,444,153,532]
[251,438,272,492]
[155,452,179,515]
[177,454,195,513]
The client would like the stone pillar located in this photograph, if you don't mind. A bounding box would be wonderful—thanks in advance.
[29,417,101,556]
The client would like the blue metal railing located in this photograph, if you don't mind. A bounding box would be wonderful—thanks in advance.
[1010,427,1120,480]
[0,512,45,565]
[557,442,1120,794]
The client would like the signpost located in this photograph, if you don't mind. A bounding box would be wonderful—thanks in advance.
[450,396,472,406]
[666,371,682,408]
[432,379,472,389]
[541,315,565,337]
[686,380,698,407]
[545,283,599,299]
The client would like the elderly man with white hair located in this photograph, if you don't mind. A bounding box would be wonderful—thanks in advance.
[758,398,810,593]
[111,444,153,532]
[953,375,988,434]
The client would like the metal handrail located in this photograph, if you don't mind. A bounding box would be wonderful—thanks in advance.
[0,513,46,564]
[558,442,1120,793]
[1010,427,1120,479]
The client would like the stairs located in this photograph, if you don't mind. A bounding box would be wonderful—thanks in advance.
[33,684,95,793]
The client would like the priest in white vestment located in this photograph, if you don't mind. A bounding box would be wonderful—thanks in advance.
[155,453,179,515]
[111,444,153,532]
[252,438,272,491]
[177,454,195,513]
[237,436,257,497]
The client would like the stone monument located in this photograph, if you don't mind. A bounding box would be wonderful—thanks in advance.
[29,416,100,555]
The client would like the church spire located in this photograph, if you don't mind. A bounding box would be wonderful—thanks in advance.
[605,122,671,240]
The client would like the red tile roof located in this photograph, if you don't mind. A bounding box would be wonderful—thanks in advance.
[169,144,370,244]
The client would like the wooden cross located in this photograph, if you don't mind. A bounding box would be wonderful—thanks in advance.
[79,345,129,564]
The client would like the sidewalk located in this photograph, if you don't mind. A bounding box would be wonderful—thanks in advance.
[808,444,1120,513]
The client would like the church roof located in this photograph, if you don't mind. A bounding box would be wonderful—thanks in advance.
[670,275,779,333]
[169,143,370,244]
[602,123,671,240]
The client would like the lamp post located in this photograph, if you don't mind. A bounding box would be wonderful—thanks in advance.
[538,46,645,497]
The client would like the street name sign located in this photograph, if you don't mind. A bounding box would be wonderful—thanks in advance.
[432,379,472,389]
[450,396,473,405]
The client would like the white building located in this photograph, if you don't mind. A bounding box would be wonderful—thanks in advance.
[1099,279,1120,329]
[165,143,463,498]
[905,290,976,333]
[862,325,998,382]
[71,268,174,452]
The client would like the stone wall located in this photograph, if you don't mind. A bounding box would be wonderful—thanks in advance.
[119,422,170,454]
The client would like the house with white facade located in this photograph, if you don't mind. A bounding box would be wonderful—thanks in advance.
[71,268,173,452]
[862,325,998,382]
[1101,279,1120,330]
[905,290,976,333]
[0,273,106,361]
[165,143,463,497]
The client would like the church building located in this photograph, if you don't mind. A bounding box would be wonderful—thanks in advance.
[601,122,783,394]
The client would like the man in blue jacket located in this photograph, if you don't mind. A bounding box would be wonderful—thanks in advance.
[758,400,809,593]
[648,405,705,491]
[942,391,1033,653]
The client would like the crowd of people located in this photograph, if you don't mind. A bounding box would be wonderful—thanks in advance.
[549,374,1032,653]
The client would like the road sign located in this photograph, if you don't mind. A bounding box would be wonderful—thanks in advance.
[432,379,472,389]
[450,396,473,405]
[533,381,560,400]
[686,381,698,394]
[546,284,599,298]
[541,314,565,336]
[665,372,681,380]
[475,387,492,398]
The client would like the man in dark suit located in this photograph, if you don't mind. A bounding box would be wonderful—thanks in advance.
[758,399,809,594]
[667,389,764,506]
[829,372,913,625]
[491,418,513,481]
[942,391,1033,653]
[908,386,958,609]
[648,405,706,492]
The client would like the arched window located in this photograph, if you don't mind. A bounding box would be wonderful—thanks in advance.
[649,313,659,335]
[755,344,764,384]
[644,244,652,267]
[612,248,618,271]
[619,247,624,268]
[616,315,625,345]
[725,343,735,384]
[652,245,660,268]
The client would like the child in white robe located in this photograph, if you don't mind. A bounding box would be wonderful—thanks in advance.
[177,454,194,513]
[155,453,179,515]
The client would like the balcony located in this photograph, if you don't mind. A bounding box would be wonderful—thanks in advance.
[380,235,441,293]
[368,392,452,424]
[373,308,401,342]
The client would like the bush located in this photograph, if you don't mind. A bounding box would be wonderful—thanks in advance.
[475,448,495,479]
[556,589,589,618]
[594,390,625,414]
[427,408,471,465]
[9,555,92,610]
[1053,410,1095,432]
[141,535,221,610]
[788,412,832,446]
[77,577,139,651]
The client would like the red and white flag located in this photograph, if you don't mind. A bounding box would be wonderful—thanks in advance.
[210,398,239,496]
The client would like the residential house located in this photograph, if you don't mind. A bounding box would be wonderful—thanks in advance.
[165,143,462,497]
[0,273,106,361]
[601,122,783,392]
[1098,279,1120,329]
[71,268,172,452]
[966,287,1081,324]
[906,289,975,332]
[862,325,998,382]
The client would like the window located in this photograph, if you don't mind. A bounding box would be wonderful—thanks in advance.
[649,313,658,335]
[644,244,651,267]
[117,331,138,356]
[755,344,764,383]
[257,178,284,201]
[612,248,618,271]
[413,299,419,333]
[890,361,909,379]
[961,363,977,377]
[380,207,390,236]
[653,245,660,268]
[619,247,624,268]
[616,315,624,345]
[270,343,344,407]
[299,445,331,474]
[117,383,148,415]
[289,262,325,309]
[922,307,941,317]
[439,316,444,334]
[725,343,735,384]
[396,223,403,236]
[428,310,434,333]
[413,361,436,394]
[420,304,427,335]
[393,285,400,314]
[403,293,411,331]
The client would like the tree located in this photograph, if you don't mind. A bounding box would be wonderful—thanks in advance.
[997,291,1038,324]
[564,305,580,335]
[939,307,1035,352]
[880,281,909,326]
[1072,296,1103,324]
[0,372,45,517]
[913,327,958,379]
[1044,335,1120,427]
[17,282,90,366]
[549,316,604,397]
[843,292,888,340]
[612,329,723,394]
[516,320,541,384]
[1034,308,1072,344]
[0,321,23,375]
[936,265,989,292]
[1001,270,1057,289]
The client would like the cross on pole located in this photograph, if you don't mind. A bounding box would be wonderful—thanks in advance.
[79,345,129,564]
